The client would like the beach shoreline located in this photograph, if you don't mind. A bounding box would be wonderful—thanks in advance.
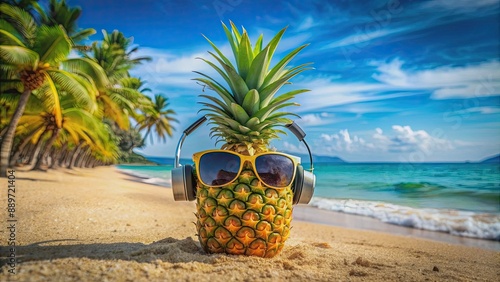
[116,165,500,251]
[0,166,498,281]
[293,206,500,251]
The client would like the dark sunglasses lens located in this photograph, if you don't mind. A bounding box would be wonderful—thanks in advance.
[199,152,240,186]
[255,155,294,187]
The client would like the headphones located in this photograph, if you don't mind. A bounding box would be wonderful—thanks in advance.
[171,116,316,205]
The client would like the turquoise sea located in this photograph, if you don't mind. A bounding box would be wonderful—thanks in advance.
[117,159,500,242]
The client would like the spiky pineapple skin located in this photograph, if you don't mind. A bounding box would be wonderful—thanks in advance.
[195,163,293,258]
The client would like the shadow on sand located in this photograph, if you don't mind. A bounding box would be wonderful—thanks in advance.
[1,237,214,268]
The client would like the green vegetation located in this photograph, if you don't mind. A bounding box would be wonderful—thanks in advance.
[0,0,176,176]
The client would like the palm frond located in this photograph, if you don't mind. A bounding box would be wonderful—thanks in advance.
[62,57,110,89]
[0,19,25,46]
[33,25,71,64]
[70,28,96,44]
[99,94,129,129]
[0,45,39,68]
[46,72,62,128]
[0,3,36,46]
[48,69,97,112]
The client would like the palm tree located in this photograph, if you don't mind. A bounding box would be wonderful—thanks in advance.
[136,94,177,144]
[0,3,107,176]
[34,105,111,170]
[11,88,117,170]
[65,120,119,169]
[0,90,18,137]
[0,0,47,23]
[82,30,153,130]
[42,0,95,49]
[83,30,151,83]
[101,29,152,79]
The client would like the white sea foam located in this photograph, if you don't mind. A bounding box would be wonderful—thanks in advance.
[143,177,171,187]
[117,168,172,187]
[309,197,500,240]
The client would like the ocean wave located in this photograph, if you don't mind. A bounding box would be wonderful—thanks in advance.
[309,197,500,240]
[142,177,171,187]
[117,168,171,187]
[393,182,446,190]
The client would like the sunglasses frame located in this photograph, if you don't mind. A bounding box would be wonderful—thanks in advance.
[193,149,301,189]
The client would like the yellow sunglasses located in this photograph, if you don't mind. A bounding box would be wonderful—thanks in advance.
[192,150,301,189]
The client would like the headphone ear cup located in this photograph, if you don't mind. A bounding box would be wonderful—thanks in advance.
[292,165,304,205]
[184,165,196,201]
[171,165,196,201]
[299,170,315,204]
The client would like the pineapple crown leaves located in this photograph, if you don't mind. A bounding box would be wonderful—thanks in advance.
[194,21,313,153]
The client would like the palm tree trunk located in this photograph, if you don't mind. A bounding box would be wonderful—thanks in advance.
[27,129,49,165]
[63,145,78,168]
[51,142,67,169]
[0,127,8,139]
[84,156,90,168]
[141,129,152,149]
[46,147,56,167]
[19,143,34,164]
[69,142,85,169]
[34,128,60,171]
[76,147,90,168]
[75,149,84,167]
[0,89,31,177]
[81,150,91,168]
[23,134,47,171]
[85,154,94,168]
[10,124,45,166]
[59,145,70,167]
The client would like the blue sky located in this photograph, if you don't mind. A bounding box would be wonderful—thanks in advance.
[68,0,499,162]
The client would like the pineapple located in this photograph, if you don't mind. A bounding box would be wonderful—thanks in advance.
[194,21,312,258]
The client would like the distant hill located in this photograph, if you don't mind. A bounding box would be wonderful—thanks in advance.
[313,155,346,163]
[282,151,346,164]
[480,154,500,164]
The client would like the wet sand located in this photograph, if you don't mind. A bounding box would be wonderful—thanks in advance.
[293,205,500,251]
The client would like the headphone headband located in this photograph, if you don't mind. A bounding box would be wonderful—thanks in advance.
[175,116,314,170]
[175,116,207,168]
[172,115,315,204]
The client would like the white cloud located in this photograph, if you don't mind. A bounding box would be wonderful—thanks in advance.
[296,112,332,126]
[372,127,391,146]
[294,76,415,112]
[372,59,500,99]
[321,0,498,52]
[131,46,499,119]
[130,45,233,93]
[318,125,453,156]
[432,83,500,99]
[323,26,409,50]
[469,107,500,114]
[292,59,499,114]
[254,25,311,53]
[153,54,207,74]
[320,129,369,152]
[282,141,306,154]
[388,125,453,154]
[274,32,311,52]
[420,0,499,12]
[297,16,315,31]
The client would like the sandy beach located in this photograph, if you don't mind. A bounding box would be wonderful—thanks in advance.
[0,166,498,281]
